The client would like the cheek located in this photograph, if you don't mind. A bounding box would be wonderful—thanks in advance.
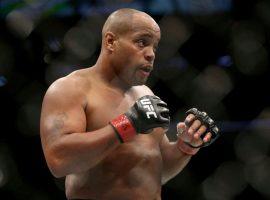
[120,51,138,65]
[115,42,141,66]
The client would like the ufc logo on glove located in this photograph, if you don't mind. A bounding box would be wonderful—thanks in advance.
[140,98,158,119]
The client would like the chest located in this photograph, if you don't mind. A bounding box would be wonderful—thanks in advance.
[85,87,136,131]
[84,84,165,142]
[85,82,164,142]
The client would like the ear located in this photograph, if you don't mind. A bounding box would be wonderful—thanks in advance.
[104,32,117,52]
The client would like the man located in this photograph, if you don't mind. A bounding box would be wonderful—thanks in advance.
[40,8,219,200]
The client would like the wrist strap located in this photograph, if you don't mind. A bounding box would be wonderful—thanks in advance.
[177,139,199,155]
[110,114,137,143]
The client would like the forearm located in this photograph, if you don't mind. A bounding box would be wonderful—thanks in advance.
[161,141,193,184]
[44,125,120,177]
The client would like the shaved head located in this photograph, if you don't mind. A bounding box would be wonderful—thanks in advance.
[102,8,159,38]
[96,8,161,86]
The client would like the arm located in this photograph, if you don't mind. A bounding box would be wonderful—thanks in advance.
[40,78,121,178]
[40,81,170,178]
[140,86,193,183]
[160,134,192,184]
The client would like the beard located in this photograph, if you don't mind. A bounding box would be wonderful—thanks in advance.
[116,63,151,87]
[128,67,150,86]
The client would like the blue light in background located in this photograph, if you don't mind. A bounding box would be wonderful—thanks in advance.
[0,0,233,18]
[0,76,7,87]
[148,0,175,14]
[217,55,233,68]
[178,0,232,15]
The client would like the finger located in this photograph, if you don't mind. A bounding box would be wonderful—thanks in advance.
[160,109,170,121]
[205,117,215,128]
[203,132,212,142]
[160,107,169,114]
[161,117,170,124]
[211,126,219,136]
[190,137,203,147]
[188,119,201,135]
[157,100,167,107]
[185,114,196,126]
[177,122,190,142]
[194,125,207,139]
[177,122,186,135]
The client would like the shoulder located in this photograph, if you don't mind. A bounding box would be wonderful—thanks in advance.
[131,85,155,98]
[44,69,91,105]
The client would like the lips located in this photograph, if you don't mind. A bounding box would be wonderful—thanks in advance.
[138,65,152,77]
[139,65,153,73]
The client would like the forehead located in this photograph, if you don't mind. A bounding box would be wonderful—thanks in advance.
[129,14,161,39]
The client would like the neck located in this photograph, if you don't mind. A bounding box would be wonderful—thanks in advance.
[93,53,132,92]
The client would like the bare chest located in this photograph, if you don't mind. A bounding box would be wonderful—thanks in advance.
[84,87,165,141]
[66,85,165,198]
[85,89,165,176]
[85,89,135,131]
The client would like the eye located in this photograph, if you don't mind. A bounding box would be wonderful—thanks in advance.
[136,39,147,47]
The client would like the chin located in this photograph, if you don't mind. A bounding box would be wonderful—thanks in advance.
[132,79,147,86]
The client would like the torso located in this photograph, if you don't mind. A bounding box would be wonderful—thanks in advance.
[65,68,165,200]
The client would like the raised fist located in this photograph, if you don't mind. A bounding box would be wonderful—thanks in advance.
[110,95,170,142]
[177,108,220,155]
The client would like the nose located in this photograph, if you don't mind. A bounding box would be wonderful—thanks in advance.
[144,47,155,63]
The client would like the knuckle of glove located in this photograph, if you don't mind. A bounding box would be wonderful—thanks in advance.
[186,108,198,116]
[211,126,219,138]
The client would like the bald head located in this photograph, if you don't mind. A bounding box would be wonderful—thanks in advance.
[97,9,161,86]
[102,8,159,38]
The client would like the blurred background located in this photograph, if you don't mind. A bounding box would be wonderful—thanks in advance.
[1,0,270,199]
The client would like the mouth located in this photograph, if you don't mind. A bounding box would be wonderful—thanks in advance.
[139,67,152,78]
[138,66,152,78]
[139,65,153,73]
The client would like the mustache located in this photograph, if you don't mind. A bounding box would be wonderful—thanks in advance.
[139,64,153,72]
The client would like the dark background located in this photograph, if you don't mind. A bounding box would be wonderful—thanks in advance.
[1,0,270,199]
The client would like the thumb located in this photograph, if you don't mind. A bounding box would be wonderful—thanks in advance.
[177,122,191,142]
[177,122,186,135]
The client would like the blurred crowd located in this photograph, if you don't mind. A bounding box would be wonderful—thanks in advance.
[0,0,270,199]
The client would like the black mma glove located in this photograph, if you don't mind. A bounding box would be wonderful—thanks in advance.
[186,108,220,148]
[110,95,170,142]
[177,108,220,155]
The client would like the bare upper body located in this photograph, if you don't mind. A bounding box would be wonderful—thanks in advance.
[49,68,170,199]
[40,8,211,200]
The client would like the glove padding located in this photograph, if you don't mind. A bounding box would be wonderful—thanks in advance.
[126,95,170,133]
[185,108,220,148]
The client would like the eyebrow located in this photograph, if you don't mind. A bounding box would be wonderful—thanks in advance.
[135,33,153,38]
[137,32,161,42]
[133,31,160,45]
